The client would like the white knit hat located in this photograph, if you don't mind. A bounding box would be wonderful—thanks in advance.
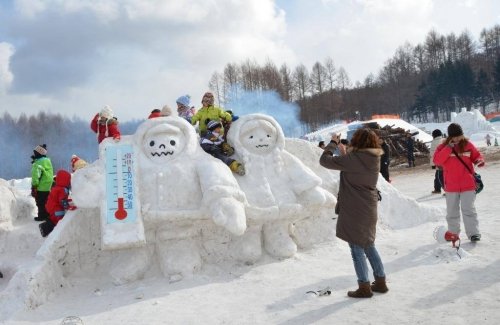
[99,105,114,119]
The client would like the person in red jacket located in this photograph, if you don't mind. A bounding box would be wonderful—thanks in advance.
[90,105,121,144]
[433,123,485,243]
[39,169,76,237]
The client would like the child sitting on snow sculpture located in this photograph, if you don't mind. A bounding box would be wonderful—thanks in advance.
[225,113,335,261]
[39,169,76,237]
[90,105,121,144]
[201,120,245,176]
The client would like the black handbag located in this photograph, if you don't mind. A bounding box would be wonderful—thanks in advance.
[452,148,484,194]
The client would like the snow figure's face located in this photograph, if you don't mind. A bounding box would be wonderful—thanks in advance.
[142,125,185,163]
[240,120,278,155]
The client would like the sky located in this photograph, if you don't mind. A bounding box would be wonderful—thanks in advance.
[0,0,499,122]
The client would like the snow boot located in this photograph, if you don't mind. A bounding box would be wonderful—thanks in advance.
[39,220,55,238]
[431,190,441,194]
[347,282,373,298]
[470,234,481,242]
[371,276,389,293]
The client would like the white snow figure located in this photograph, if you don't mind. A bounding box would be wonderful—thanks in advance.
[113,116,247,283]
[226,114,335,260]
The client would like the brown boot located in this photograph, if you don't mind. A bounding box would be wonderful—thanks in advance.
[347,282,373,298]
[371,276,389,293]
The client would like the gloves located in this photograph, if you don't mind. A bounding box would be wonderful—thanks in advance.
[113,137,120,142]
[31,187,37,198]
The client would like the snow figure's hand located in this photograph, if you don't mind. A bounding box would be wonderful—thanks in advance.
[211,197,247,236]
[299,187,329,207]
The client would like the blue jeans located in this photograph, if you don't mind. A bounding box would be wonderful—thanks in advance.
[349,243,385,283]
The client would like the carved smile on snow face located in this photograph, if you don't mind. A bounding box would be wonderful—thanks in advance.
[240,120,278,155]
[142,125,186,163]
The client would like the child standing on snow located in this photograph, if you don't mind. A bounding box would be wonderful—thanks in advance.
[433,123,484,243]
[39,169,76,237]
[31,144,54,222]
[200,120,245,176]
[90,105,121,144]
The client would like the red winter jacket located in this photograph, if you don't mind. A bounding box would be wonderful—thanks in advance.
[433,141,484,193]
[45,170,72,225]
[90,114,121,144]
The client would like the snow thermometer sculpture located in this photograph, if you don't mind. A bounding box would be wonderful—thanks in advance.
[102,142,146,250]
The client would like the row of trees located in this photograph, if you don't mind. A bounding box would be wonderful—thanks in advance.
[208,24,500,127]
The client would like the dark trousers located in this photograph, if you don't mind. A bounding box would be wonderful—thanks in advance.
[35,191,50,221]
[201,144,234,167]
[380,161,390,182]
[434,168,444,192]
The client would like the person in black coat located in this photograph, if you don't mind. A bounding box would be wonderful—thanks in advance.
[406,133,415,167]
[379,138,391,182]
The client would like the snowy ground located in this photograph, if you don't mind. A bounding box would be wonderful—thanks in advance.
[3,150,500,324]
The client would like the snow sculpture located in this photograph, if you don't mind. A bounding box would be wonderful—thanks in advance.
[115,116,247,282]
[226,114,335,260]
[451,108,497,136]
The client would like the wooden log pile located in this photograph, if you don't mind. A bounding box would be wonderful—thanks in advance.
[362,122,430,167]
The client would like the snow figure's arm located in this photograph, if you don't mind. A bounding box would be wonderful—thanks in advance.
[433,143,451,166]
[197,160,247,236]
[283,151,322,194]
[284,151,334,207]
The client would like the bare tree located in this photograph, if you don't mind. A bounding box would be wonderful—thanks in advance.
[324,56,337,91]
[293,64,310,101]
[209,72,224,106]
[336,67,351,90]
[310,61,327,95]
[279,63,293,101]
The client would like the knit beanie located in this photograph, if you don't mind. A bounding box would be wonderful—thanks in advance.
[34,144,47,156]
[176,95,191,107]
[431,129,443,138]
[207,120,222,131]
[447,123,463,137]
[160,105,174,117]
[99,105,114,120]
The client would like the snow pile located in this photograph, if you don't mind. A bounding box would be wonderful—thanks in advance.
[305,118,433,144]
[0,115,448,321]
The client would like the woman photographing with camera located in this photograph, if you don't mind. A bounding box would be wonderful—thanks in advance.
[319,128,388,298]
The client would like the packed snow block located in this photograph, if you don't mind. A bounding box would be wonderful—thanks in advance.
[0,180,16,230]
[377,178,444,228]
[226,114,336,260]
